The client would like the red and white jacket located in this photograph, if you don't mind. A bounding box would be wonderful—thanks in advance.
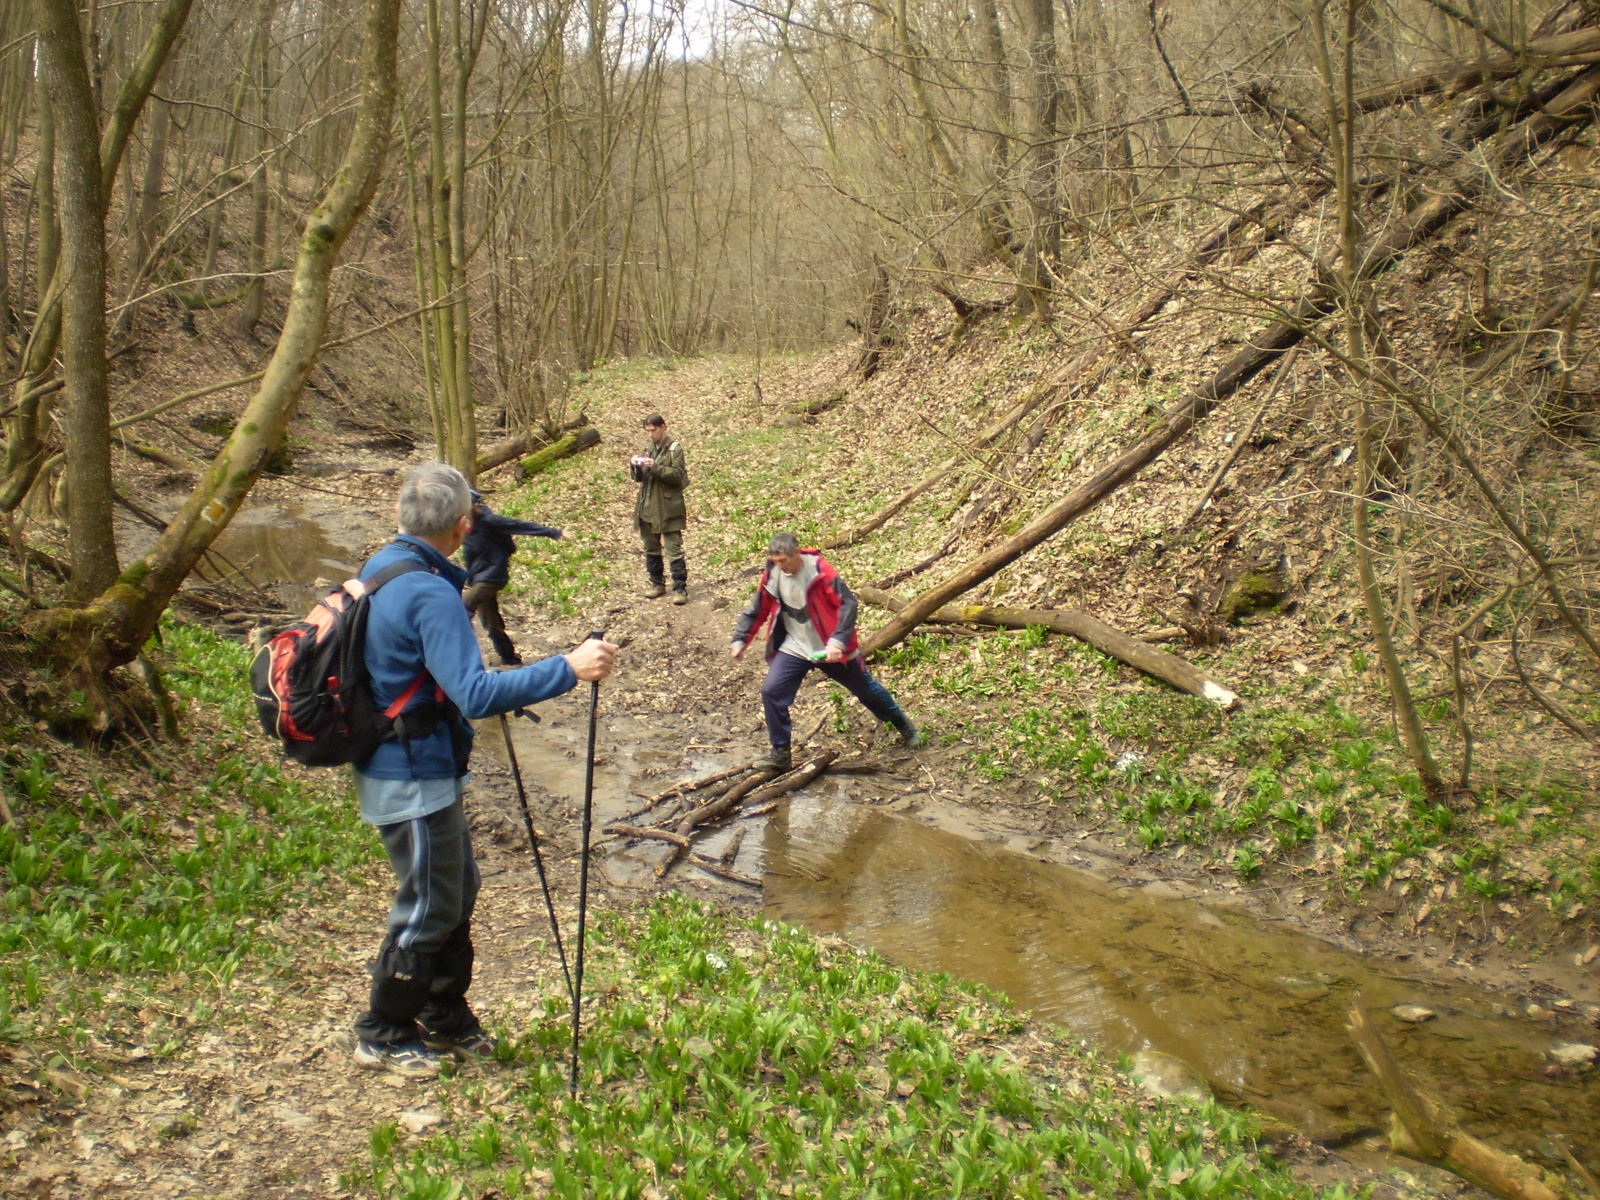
[733,550,861,662]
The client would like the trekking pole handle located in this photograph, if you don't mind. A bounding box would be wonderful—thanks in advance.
[587,628,607,643]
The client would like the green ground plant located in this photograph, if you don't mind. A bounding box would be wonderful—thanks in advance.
[347,894,1341,1200]
[0,619,373,1046]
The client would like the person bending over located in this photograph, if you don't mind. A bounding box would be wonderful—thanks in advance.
[461,489,561,666]
[351,462,615,1077]
[730,531,922,771]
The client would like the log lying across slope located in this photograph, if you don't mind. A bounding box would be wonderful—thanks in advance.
[861,62,1600,656]
[857,587,1240,708]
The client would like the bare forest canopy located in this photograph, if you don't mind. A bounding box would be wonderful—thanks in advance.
[2,0,1600,777]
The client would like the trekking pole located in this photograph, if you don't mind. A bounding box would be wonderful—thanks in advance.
[498,712,573,1003]
[569,628,605,1097]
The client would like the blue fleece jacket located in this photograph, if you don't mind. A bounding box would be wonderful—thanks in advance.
[356,535,577,779]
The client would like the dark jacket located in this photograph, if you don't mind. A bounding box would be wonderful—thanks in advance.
[357,535,576,780]
[732,550,860,662]
[633,436,688,532]
[463,505,561,588]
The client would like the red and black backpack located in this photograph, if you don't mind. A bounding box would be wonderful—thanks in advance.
[250,556,441,767]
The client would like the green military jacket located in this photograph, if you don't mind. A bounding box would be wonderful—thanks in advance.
[634,435,688,532]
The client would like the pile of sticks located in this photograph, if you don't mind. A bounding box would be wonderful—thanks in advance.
[605,751,841,885]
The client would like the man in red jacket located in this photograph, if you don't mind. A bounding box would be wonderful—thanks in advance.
[731,531,923,770]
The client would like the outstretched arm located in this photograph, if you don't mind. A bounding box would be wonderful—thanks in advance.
[481,510,562,539]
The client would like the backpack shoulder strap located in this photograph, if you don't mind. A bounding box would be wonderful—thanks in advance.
[364,555,434,593]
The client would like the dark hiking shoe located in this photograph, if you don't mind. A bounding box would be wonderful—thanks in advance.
[671,587,688,606]
[757,746,792,772]
[891,715,926,749]
[422,1028,500,1061]
[643,582,667,599]
[353,1038,446,1078]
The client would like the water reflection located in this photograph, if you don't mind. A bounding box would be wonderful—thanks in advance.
[763,792,1597,1159]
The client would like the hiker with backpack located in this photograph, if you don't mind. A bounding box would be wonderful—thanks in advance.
[346,463,613,1076]
[462,489,562,666]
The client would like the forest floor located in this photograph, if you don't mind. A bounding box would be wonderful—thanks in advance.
[4,314,1599,1196]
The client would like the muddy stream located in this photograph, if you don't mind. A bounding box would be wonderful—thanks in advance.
[229,507,1598,1173]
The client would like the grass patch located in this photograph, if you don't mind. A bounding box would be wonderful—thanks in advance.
[883,630,1600,915]
[347,894,1337,1200]
[0,618,373,1045]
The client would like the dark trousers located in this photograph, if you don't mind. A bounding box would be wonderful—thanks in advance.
[463,581,517,662]
[761,651,902,749]
[354,798,482,1045]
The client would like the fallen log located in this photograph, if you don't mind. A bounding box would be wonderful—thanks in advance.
[858,587,1240,709]
[516,426,600,479]
[477,413,590,475]
[789,387,848,416]
[860,64,1600,656]
[1346,998,1564,1200]
[1354,24,1600,111]
[677,767,780,835]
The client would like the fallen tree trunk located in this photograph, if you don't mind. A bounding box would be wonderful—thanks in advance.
[789,388,848,416]
[477,413,589,475]
[1355,24,1600,111]
[1346,999,1564,1200]
[516,426,600,479]
[858,587,1240,708]
[825,199,1283,553]
[860,64,1600,656]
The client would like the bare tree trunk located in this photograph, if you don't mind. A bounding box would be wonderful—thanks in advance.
[34,0,403,676]
[133,96,170,273]
[34,0,118,599]
[234,0,278,338]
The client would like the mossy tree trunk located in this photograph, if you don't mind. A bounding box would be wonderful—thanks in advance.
[29,0,403,682]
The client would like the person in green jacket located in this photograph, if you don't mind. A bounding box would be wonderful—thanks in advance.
[631,413,689,604]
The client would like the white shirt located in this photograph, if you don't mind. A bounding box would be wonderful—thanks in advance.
[774,556,843,661]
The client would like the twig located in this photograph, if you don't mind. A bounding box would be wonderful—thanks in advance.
[609,823,690,848]
[1181,345,1299,527]
[1509,620,1596,743]
[689,856,762,888]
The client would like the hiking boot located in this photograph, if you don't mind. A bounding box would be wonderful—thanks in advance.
[669,559,688,606]
[891,714,926,749]
[757,745,792,772]
[353,1038,447,1078]
[671,587,688,606]
[643,582,667,599]
[422,1027,500,1062]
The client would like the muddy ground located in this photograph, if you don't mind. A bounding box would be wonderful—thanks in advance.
[8,386,1597,1198]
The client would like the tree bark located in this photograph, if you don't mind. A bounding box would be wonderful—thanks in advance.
[34,0,118,599]
[35,0,403,671]
[860,63,1600,656]
[858,587,1240,708]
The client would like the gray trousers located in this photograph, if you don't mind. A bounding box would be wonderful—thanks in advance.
[354,797,481,1044]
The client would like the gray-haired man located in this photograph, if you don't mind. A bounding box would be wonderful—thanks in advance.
[350,462,617,1076]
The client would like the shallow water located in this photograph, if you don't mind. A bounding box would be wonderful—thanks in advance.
[762,789,1598,1162]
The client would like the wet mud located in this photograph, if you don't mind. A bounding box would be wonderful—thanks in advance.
[224,504,1599,1174]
